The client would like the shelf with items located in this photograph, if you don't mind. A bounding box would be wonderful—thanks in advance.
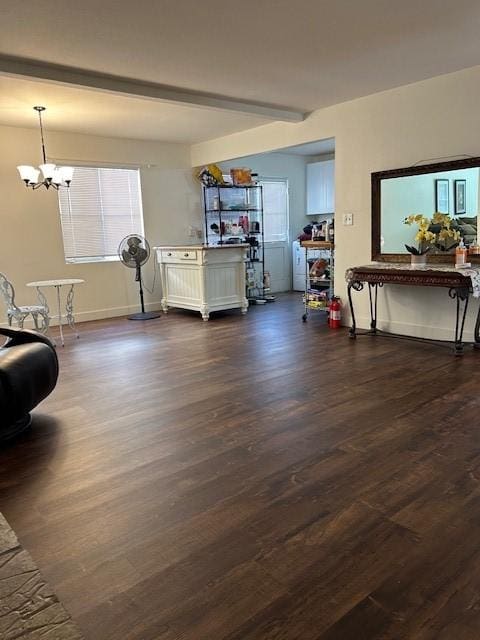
[205,208,262,213]
[203,184,270,302]
[301,240,334,250]
[303,287,329,311]
[300,241,334,322]
[309,277,331,285]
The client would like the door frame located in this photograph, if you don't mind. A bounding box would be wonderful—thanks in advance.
[258,177,291,291]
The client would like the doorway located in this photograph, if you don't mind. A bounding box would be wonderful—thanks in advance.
[260,178,290,293]
[218,137,335,292]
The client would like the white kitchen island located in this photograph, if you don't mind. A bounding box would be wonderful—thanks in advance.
[154,244,249,321]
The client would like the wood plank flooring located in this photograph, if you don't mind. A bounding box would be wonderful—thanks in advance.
[1,293,480,639]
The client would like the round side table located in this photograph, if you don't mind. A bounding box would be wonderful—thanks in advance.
[26,279,85,346]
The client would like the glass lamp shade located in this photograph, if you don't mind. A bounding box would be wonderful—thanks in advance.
[52,168,63,185]
[59,166,74,183]
[39,163,56,180]
[28,169,41,185]
[17,165,36,183]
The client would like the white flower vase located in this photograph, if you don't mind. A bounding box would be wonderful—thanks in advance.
[410,254,427,267]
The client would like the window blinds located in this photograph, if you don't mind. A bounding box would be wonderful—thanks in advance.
[58,167,144,262]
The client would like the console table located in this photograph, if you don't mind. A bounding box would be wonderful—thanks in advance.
[346,263,480,355]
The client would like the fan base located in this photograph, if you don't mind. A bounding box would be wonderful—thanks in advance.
[128,311,161,321]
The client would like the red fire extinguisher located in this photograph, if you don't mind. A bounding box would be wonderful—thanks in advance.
[329,296,341,329]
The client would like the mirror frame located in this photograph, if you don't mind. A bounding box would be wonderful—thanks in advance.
[371,156,480,263]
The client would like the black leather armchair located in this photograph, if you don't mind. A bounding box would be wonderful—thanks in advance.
[0,327,59,440]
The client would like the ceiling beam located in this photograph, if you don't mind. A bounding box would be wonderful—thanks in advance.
[0,55,306,123]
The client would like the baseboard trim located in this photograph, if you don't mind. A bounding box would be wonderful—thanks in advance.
[0,301,163,329]
[350,315,459,342]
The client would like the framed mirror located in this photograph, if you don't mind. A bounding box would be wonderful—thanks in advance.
[372,156,480,262]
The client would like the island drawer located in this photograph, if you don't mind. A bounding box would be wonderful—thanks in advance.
[159,249,198,263]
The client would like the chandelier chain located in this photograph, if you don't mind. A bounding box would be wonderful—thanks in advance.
[37,108,47,165]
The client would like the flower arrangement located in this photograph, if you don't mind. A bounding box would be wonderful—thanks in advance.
[404,214,436,255]
[404,213,461,255]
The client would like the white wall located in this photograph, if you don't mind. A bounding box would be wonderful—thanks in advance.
[192,65,480,340]
[1,125,202,325]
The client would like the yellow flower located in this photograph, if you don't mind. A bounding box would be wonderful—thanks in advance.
[404,213,427,226]
[415,229,435,244]
[432,212,447,224]
[438,227,460,241]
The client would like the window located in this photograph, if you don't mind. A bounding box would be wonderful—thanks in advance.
[58,167,144,263]
[260,179,289,243]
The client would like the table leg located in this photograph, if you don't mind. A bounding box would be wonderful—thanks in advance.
[368,283,379,334]
[449,287,470,356]
[474,299,480,350]
[65,284,79,338]
[303,248,309,322]
[347,283,355,338]
[347,281,363,338]
[56,286,65,347]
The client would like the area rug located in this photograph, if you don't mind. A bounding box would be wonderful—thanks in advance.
[0,512,84,639]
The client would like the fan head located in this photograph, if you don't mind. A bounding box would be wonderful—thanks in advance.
[118,234,150,268]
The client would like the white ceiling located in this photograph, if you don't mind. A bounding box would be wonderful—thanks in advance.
[0,76,269,144]
[1,0,480,142]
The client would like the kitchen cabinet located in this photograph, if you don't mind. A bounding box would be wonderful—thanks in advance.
[306,160,335,215]
[155,244,248,321]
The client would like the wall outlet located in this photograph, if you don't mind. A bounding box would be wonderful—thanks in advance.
[343,213,354,226]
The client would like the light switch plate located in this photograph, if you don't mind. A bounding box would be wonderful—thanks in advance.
[343,213,354,226]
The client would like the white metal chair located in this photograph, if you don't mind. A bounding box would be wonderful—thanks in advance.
[0,272,50,333]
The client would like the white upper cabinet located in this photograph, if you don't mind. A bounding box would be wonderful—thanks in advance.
[306,160,335,215]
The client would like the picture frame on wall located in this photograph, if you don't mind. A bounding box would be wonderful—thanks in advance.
[435,179,449,213]
[454,179,466,215]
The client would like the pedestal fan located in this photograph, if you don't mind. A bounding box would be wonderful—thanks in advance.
[118,234,160,320]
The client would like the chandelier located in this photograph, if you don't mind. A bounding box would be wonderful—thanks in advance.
[17,106,74,190]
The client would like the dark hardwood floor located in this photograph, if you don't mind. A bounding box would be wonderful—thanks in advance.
[2,293,480,639]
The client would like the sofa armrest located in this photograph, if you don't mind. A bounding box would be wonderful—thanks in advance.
[0,327,56,350]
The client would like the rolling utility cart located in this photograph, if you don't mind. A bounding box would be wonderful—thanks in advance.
[301,240,334,322]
